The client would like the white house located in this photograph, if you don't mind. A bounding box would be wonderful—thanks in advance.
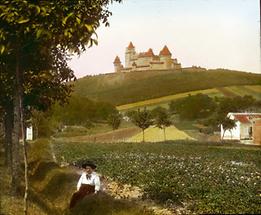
[220,113,261,141]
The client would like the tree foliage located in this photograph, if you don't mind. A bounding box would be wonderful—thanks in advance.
[221,117,236,140]
[151,107,172,141]
[0,0,122,207]
[107,112,122,130]
[127,109,153,142]
[52,95,117,126]
[169,94,217,120]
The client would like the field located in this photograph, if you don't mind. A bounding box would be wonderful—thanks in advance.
[117,84,261,111]
[53,140,261,214]
[128,125,195,142]
[74,70,261,106]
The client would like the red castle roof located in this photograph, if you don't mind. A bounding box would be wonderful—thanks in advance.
[146,48,154,57]
[127,42,135,49]
[159,45,171,56]
[113,56,121,64]
[138,49,155,58]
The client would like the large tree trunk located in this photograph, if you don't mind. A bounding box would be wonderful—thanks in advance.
[11,87,21,195]
[4,107,13,168]
[13,51,29,214]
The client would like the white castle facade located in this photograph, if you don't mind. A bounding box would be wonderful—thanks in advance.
[113,42,182,73]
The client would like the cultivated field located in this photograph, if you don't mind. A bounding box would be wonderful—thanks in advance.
[53,140,261,214]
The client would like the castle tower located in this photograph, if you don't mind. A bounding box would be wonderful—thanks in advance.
[125,42,136,68]
[113,56,122,73]
[159,45,172,69]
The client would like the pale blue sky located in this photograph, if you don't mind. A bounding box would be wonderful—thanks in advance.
[69,0,260,77]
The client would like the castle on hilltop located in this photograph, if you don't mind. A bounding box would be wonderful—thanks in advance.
[113,42,182,73]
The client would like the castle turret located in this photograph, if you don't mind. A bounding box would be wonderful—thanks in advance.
[159,45,172,69]
[159,45,172,57]
[113,56,122,73]
[125,42,136,68]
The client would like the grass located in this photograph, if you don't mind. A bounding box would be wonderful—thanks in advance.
[228,85,261,100]
[128,126,195,142]
[53,140,261,214]
[1,138,157,215]
[74,70,261,106]
[116,84,260,111]
[117,88,220,111]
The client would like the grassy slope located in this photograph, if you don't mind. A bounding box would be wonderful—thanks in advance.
[74,69,261,106]
[117,84,261,111]
[1,139,155,215]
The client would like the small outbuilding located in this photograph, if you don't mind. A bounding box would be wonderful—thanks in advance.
[220,113,261,144]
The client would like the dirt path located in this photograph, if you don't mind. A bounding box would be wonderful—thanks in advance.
[55,127,141,143]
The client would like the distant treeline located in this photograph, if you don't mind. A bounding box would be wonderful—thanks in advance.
[74,70,261,105]
[52,95,117,125]
[33,95,117,136]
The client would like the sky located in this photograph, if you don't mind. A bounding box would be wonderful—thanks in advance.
[68,0,260,78]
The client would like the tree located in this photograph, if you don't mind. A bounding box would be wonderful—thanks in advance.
[221,117,236,141]
[128,108,153,142]
[217,95,256,117]
[152,107,172,141]
[51,95,117,126]
[1,0,122,213]
[107,112,122,130]
[169,94,216,120]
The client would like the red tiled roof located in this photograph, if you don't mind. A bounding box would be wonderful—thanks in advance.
[138,49,155,58]
[233,114,261,123]
[127,42,135,49]
[146,48,154,57]
[113,56,121,64]
[234,115,250,123]
[159,45,171,56]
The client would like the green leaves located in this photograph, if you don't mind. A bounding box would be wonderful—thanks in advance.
[17,18,30,24]
[0,45,5,54]
[62,12,74,25]
[85,24,93,32]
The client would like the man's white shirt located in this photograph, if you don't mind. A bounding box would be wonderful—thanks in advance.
[77,172,101,193]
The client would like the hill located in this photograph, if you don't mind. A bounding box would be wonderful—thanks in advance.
[117,85,261,111]
[73,69,261,106]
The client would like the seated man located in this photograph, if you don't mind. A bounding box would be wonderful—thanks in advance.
[69,161,100,208]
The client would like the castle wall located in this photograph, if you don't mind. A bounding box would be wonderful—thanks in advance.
[136,57,153,66]
[159,56,172,69]
[135,65,150,71]
[150,63,164,70]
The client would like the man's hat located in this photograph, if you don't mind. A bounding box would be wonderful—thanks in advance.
[82,161,97,169]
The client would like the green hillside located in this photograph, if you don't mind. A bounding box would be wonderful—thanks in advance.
[74,69,261,106]
[117,85,261,111]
